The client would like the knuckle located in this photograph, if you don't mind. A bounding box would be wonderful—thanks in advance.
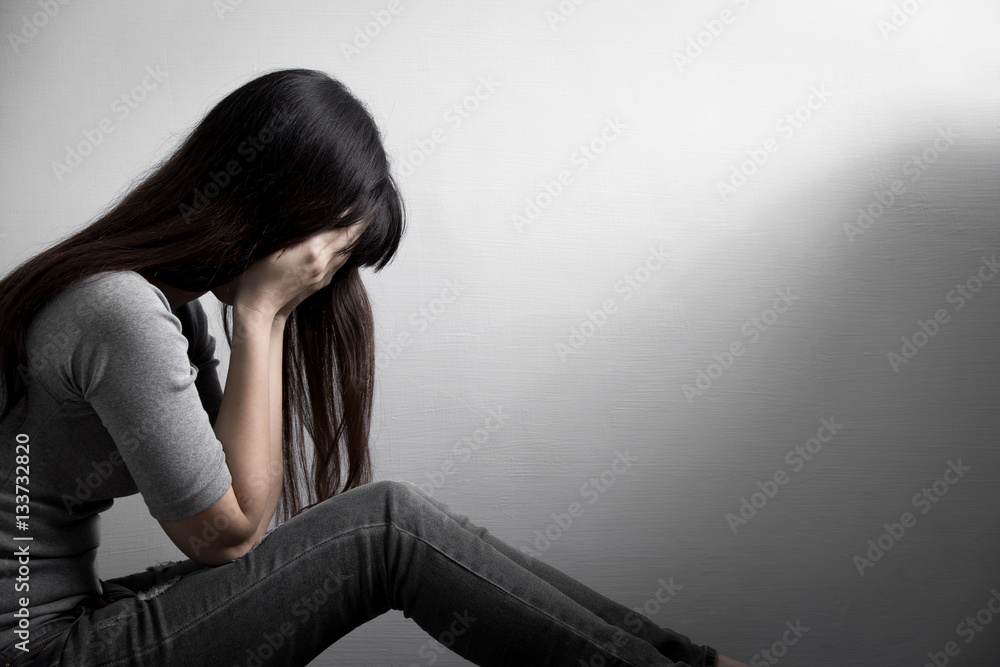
[303,247,322,264]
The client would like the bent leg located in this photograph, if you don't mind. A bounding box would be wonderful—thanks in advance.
[27,480,712,666]
[403,482,719,667]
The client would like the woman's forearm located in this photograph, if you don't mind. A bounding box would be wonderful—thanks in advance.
[254,316,287,538]
[212,305,278,540]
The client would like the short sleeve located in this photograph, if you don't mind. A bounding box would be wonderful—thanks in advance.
[70,273,232,522]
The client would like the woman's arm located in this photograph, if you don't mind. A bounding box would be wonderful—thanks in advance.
[249,315,287,542]
[211,304,279,541]
[159,226,363,564]
[208,313,287,551]
[158,304,277,565]
[236,222,369,541]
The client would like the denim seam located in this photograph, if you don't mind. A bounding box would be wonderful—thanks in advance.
[388,523,653,667]
[91,613,141,632]
[1,632,61,666]
[92,522,385,667]
[90,520,652,667]
[407,491,658,666]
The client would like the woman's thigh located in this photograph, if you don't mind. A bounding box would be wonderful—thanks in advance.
[24,480,420,667]
[13,479,687,667]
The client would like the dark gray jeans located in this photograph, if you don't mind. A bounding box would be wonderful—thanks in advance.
[0,480,719,666]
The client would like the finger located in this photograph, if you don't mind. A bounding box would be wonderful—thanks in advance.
[310,220,368,273]
[316,253,348,291]
[343,217,372,251]
[312,227,349,252]
[327,224,364,259]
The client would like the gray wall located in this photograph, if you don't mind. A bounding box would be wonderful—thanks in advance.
[2,1,999,665]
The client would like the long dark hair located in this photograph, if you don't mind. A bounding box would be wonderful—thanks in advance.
[0,68,405,523]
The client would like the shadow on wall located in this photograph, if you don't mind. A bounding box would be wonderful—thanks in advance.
[366,120,1000,667]
[704,125,1000,666]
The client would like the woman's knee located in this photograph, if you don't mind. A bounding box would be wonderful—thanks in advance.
[364,479,434,525]
[367,478,427,505]
[286,479,444,544]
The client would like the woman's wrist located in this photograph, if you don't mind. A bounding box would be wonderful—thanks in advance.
[233,302,279,326]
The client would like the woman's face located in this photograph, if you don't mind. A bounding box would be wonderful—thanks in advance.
[210,216,371,307]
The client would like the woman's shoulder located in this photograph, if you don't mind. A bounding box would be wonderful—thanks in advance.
[58,270,168,311]
[21,271,184,396]
[29,270,172,339]
[66,269,165,300]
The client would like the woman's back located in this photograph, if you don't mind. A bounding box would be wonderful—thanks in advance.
[0,270,231,654]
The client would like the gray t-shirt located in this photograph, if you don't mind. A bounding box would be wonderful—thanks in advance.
[0,270,232,653]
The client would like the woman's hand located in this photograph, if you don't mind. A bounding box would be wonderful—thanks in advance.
[231,220,369,322]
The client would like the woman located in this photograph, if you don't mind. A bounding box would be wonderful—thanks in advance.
[0,68,747,667]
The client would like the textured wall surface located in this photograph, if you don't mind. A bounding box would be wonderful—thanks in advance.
[2,1,999,665]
